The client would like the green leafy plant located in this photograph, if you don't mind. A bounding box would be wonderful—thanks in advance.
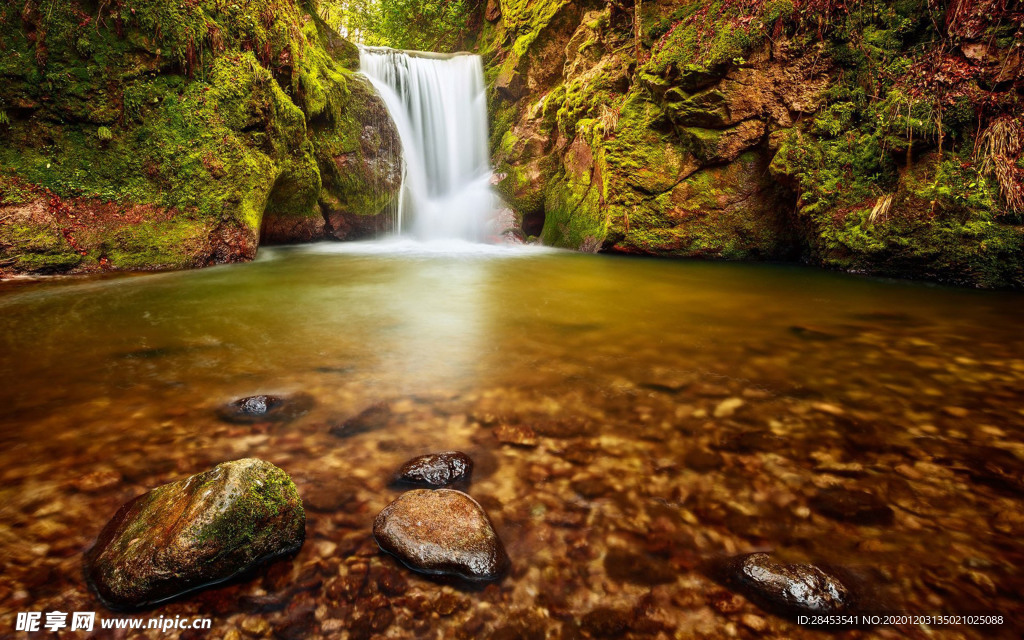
[319,0,477,52]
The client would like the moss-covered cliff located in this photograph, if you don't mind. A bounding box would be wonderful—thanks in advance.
[0,0,400,275]
[480,0,1024,288]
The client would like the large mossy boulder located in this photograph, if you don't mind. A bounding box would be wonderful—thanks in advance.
[0,0,401,276]
[85,458,305,609]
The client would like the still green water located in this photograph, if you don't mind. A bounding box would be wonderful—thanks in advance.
[1,241,1022,638]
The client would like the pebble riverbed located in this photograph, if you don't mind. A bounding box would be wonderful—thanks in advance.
[1,243,1023,639]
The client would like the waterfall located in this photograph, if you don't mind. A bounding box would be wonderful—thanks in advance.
[360,47,494,242]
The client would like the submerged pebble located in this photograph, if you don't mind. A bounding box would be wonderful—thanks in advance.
[218,394,313,424]
[373,489,509,581]
[395,451,473,487]
[808,488,894,525]
[603,547,677,586]
[493,423,537,447]
[84,458,305,609]
[329,402,392,438]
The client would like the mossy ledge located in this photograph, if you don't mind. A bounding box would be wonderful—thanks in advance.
[481,0,1024,288]
[0,0,400,276]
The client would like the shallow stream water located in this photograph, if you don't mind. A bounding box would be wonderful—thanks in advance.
[1,242,1023,639]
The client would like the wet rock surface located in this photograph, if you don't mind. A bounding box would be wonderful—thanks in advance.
[84,458,305,609]
[395,451,473,487]
[724,553,853,617]
[373,489,509,582]
[218,394,313,424]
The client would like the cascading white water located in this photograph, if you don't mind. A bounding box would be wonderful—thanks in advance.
[360,47,494,242]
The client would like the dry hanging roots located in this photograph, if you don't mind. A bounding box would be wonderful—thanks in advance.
[975,117,1024,214]
[867,194,895,226]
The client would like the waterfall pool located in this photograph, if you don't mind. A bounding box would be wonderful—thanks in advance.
[1,244,1022,638]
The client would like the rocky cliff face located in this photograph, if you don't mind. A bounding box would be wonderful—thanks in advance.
[480,0,1024,287]
[0,0,400,275]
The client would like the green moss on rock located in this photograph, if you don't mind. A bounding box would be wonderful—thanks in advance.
[481,0,1024,287]
[0,0,400,274]
[84,458,304,610]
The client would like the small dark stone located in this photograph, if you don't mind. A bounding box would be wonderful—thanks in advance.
[84,458,305,609]
[329,402,392,438]
[375,565,409,596]
[273,608,318,640]
[808,488,894,525]
[261,558,296,591]
[371,607,395,633]
[715,430,785,453]
[571,476,611,500]
[118,346,181,360]
[233,395,281,416]
[490,618,547,640]
[560,446,595,466]
[789,325,839,341]
[218,394,313,424]
[348,615,375,640]
[327,569,367,602]
[314,365,354,374]
[395,451,473,487]
[684,448,724,471]
[580,607,633,637]
[531,417,594,438]
[433,591,463,616]
[373,489,509,582]
[955,446,1024,496]
[603,547,677,586]
[724,552,852,617]
[239,594,289,614]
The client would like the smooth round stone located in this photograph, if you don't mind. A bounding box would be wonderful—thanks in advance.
[218,394,313,424]
[85,458,305,609]
[395,451,473,487]
[726,552,852,617]
[373,489,509,581]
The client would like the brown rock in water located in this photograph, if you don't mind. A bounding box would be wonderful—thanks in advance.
[218,394,313,424]
[329,402,392,438]
[603,547,677,586]
[373,489,509,581]
[724,552,852,617]
[85,458,305,609]
[808,488,894,525]
[493,423,537,447]
[581,607,635,637]
[395,451,473,487]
